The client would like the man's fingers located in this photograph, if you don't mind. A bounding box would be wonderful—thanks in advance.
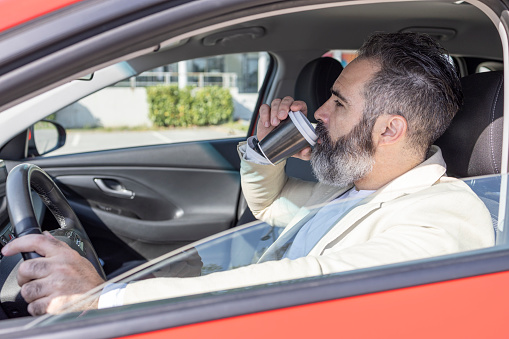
[27,296,52,316]
[277,96,295,120]
[270,98,283,126]
[290,100,308,117]
[259,104,271,128]
[257,96,309,141]
[20,276,53,303]
[293,146,312,161]
[27,294,86,316]
[17,258,52,286]
[1,233,64,258]
[257,104,276,140]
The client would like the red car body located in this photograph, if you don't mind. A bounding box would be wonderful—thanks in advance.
[0,0,84,33]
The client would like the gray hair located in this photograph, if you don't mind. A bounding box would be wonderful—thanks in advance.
[357,32,463,154]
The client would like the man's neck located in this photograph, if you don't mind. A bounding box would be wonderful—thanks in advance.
[354,148,425,191]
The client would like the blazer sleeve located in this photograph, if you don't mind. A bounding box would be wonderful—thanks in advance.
[239,142,317,227]
[121,181,494,306]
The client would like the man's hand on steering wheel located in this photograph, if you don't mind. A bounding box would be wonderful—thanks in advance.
[1,231,104,316]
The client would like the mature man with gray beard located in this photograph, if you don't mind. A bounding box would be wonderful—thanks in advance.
[2,32,495,313]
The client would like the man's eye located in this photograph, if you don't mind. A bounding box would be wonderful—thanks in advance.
[334,100,343,107]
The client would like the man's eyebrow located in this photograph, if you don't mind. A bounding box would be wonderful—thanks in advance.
[330,87,349,105]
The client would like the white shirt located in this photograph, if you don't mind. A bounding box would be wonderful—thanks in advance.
[284,188,374,259]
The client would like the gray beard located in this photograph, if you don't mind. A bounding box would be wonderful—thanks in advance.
[310,119,375,188]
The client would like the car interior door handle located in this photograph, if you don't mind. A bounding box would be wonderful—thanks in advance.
[94,178,135,199]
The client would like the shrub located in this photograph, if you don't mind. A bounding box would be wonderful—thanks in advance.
[147,85,233,127]
[146,85,193,127]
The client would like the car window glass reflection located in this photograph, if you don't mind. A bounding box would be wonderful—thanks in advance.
[28,173,503,328]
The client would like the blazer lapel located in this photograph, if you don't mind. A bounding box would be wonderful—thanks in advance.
[309,201,382,256]
[310,146,447,255]
[258,146,448,262]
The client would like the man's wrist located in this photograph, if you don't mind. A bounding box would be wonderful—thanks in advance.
[98,282,127,309]
[239,136,272,165]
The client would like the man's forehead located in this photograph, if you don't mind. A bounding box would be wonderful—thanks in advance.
[331,59,379,100]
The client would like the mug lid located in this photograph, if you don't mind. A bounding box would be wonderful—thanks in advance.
[288,111,317,146]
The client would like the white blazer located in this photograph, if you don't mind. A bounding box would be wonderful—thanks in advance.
[122,145,494,305]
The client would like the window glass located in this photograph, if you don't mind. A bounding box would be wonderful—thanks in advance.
[476,61,504,73]
[28,174,501,326]
[44,52,270,156]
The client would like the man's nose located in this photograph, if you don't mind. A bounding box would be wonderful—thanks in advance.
[314,101,329,123]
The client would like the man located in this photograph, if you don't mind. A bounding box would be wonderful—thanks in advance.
[1,32,495,315]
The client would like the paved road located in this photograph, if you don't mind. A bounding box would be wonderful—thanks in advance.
[47,126,246,156]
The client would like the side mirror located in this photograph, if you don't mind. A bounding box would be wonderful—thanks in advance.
[27,120,67,157]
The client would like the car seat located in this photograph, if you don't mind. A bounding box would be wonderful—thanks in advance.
[294,56,344,124]
[435,70,504,242]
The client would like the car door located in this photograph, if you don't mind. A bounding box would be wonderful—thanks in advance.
[31,138,244,275]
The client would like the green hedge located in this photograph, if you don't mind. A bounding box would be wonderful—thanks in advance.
[147,85,234,127]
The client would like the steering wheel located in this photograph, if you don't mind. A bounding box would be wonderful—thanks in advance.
[1,163,106,317]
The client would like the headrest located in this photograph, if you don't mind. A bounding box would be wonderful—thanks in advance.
[294,57,343,123]
[435,71,504,177]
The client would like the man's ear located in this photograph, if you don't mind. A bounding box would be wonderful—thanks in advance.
[376,115,408,146]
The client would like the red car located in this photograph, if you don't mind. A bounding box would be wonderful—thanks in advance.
[0,0,507,338]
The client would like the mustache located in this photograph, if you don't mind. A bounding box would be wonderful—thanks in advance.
[315,121,327,137]
[314,122,334,151]
[313,122,336,161]
[315,122,331,144]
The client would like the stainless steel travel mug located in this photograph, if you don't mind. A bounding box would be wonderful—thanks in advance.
[256,111,317,165]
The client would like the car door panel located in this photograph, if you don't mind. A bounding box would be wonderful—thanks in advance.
[27,138,244,273]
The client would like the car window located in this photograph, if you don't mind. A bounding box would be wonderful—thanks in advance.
[42,52,270,156]
[477,61,504,73]
[25,173,500,326]
[144,175,502,279]
[325,49,358,67]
